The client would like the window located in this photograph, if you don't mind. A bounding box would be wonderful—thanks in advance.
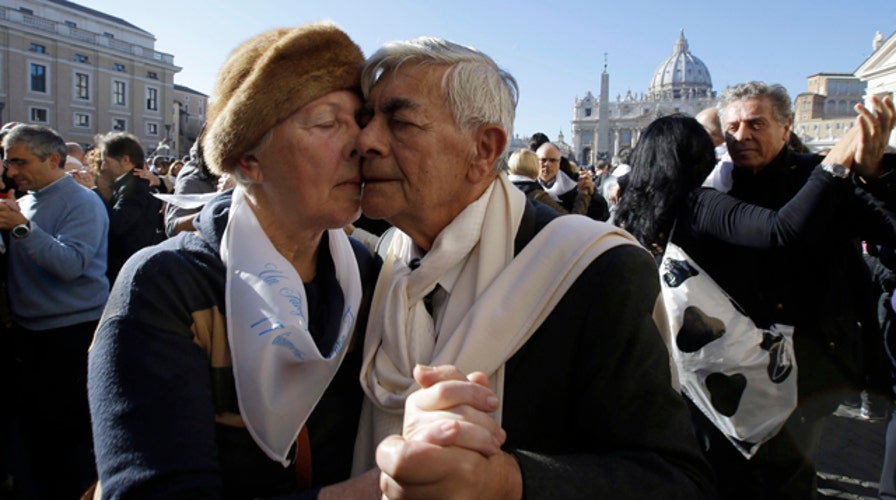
[64,20,77,28]
[75,73,89,100]
[112,118,126,131]
[146,87,158,111]
[184,95,190,102]
[147,71,158,80]
[147,122,159,135]
[29,43,45,53]
[103,32,114,38]
[584,108,592,117]
[113,81,126,106]
[75,113,90,128]
[30,63,46,92]
[113,63,126,72]
[74,54,88,63]
[30,107,48,123]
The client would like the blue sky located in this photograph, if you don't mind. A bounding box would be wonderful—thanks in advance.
[82,0,895,143]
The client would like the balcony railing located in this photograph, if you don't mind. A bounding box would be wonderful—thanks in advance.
[0,5,176,66]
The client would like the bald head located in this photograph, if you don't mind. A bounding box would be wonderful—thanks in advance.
[66,142,85,161]
[535,142,562,183]
[695,107,724,147]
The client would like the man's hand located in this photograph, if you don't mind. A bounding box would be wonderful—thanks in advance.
[133,167,160,187]
[577,171,595,197]
[70,168,97,189]
[852,94,895,178]
[0,198,27,230]
[375,365,522,499]
[402,365,504,457]
[377,438,522,500]
[824,120,861,168]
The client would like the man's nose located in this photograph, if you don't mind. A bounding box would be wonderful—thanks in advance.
[357,120,385,158]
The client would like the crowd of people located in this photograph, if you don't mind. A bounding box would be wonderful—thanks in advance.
[0,20,895,500]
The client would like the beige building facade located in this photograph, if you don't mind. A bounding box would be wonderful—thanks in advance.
[0,0,180,153]
[855,30,896,150]
[792,73,865,152]
[171,83,206,158]
[571,31,716,166]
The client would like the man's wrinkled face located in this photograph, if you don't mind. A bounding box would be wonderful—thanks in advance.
[357,64,477,239]
[536,144,561,183]
[723,96,791,173]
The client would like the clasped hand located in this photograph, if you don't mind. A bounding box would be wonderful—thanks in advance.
[376,364,522,499]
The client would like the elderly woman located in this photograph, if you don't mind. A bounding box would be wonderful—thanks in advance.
[88,23,379,498]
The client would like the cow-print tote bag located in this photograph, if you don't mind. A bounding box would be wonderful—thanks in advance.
[659,240,797,458]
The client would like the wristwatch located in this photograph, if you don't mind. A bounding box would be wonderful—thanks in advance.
[821,163,849,179]
[11,221,31,239]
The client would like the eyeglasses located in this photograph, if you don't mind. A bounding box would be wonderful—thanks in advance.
[539,158,560,164]
[2,158,28,169]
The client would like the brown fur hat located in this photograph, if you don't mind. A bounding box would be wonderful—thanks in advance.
[203,23,363,175]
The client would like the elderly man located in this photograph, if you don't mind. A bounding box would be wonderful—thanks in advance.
[696,106,734,192]
[354,37,714,498]
[535,141,608,220]
[684,82,896,498]
[64,141,87,171]
[0,124,109,498]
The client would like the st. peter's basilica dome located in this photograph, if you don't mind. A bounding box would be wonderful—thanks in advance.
[648,30,713,100]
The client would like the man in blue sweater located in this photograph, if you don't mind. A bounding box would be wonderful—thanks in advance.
[0,124,109,499]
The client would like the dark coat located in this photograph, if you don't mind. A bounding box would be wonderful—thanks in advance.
[102,170,164,283]
[556,183,611,221]
[503,201,715,498]
[89,192,380,498]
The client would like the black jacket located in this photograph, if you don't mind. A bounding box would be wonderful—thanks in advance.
[503,201,715,498]
[101,170,164,283]
[676,147,896,412]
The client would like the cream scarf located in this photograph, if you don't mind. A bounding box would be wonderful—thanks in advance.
[221,188,363,466]
[353,174,637,471]
[539,170,577,202]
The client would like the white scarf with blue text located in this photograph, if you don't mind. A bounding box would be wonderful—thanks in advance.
[221,188,362,466]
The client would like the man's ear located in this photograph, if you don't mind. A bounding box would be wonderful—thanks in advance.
[236,154,263,184]
[120,155,135,170]
[467,124,507,184]
[782,117,794,142]
[46,152,62,169]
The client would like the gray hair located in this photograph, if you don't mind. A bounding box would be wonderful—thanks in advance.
[600,174,620,204]
[2,124,67,169]
[362,37,519,167]
[718,81,792,126]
